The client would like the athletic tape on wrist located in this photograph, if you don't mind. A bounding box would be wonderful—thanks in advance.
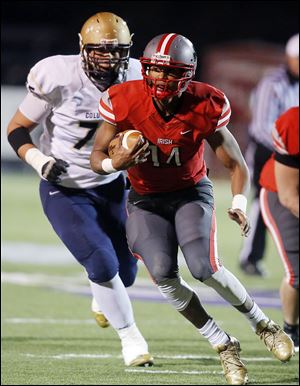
[232,194,247,213]
[25,148,54,177]
[101,158,117,173]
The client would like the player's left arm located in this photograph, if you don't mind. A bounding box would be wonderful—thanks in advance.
[274,160,299,218]
[206,126,251,236]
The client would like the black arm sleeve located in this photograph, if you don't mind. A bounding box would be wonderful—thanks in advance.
[7,127,33,157]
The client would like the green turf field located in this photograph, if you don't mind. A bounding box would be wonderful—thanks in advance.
[2,172,299,385]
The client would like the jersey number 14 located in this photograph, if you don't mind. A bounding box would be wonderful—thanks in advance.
[149,145,182,167]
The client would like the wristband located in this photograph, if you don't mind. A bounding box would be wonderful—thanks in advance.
[101,158,117,173]
[231,194,247,213]
[25,148,54,177]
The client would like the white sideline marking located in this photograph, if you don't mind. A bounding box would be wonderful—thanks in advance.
[1,271,87,286]
[1,241,185,266]
[1,271,282,308]
[125,369,222,375]
[2,242,75,265]
[23,353,274,362]
[2,271,281,309]
[25,353,116,359]
[1,272,223,306]
[157,354,274,362]
[3,317,196,327]
[5,318,94,325]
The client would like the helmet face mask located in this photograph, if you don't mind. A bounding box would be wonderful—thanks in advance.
[140,34,197,99]
[79,12,132,91]
[80,41,132,91]
[141,60,194,99]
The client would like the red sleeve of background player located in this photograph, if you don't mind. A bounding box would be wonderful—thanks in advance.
[272,106,299,156]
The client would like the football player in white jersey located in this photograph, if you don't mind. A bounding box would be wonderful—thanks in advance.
[7,12,153,367]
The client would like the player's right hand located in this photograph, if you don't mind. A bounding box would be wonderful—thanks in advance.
[228,208,251,237]
[41,158,69,183]
[111,134,150,170]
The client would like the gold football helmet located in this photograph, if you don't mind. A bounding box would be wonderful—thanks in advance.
[79,12,133,91]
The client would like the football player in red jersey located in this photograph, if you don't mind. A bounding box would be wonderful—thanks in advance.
[259,106,299,352]
[91,34,295,384]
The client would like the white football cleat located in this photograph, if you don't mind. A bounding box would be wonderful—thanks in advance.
[118,323,154,367]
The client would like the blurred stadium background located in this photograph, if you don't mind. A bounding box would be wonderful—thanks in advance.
[1,1,299,384]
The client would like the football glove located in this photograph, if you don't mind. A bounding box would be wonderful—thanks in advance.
[228,208,251,237]
[41,158,69,183]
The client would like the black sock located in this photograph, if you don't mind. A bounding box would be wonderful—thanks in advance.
[283,321,299,333]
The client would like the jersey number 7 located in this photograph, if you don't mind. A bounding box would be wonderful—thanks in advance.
[74,121,98,149]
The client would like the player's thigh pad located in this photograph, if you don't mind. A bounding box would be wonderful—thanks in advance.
[104,205,138,287]
[93,177,138,286]
[39,180,120,282]
[175,201,221,281]
[126,203,178,282]
[104,204,138,287]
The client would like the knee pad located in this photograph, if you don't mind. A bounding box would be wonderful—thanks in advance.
[157,277,194,311]
[84,248,118,284]
[203,266,247,306]
[180,239,217,282]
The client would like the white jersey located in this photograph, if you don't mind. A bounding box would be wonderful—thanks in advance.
[19,55,142,188]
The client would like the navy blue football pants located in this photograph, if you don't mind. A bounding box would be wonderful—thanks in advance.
[39,174,138,285]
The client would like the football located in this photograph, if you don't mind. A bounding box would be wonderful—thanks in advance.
[108,130,145,157]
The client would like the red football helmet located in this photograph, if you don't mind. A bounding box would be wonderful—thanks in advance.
[140,33,197,99]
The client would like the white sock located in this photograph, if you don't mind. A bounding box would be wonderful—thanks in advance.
[204,266,248,306]
[89,274,134,330]
[117,322,147,346]
[245,302,268,330]
[198,318,230,347]
[91,297,101,312]
[117,323,149,365]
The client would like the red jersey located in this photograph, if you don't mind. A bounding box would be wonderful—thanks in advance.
[99,80,231,195]
[260,106,299,192]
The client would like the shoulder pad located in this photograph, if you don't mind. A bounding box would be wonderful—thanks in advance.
[26,55,75,102]
[127,58,143,81]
